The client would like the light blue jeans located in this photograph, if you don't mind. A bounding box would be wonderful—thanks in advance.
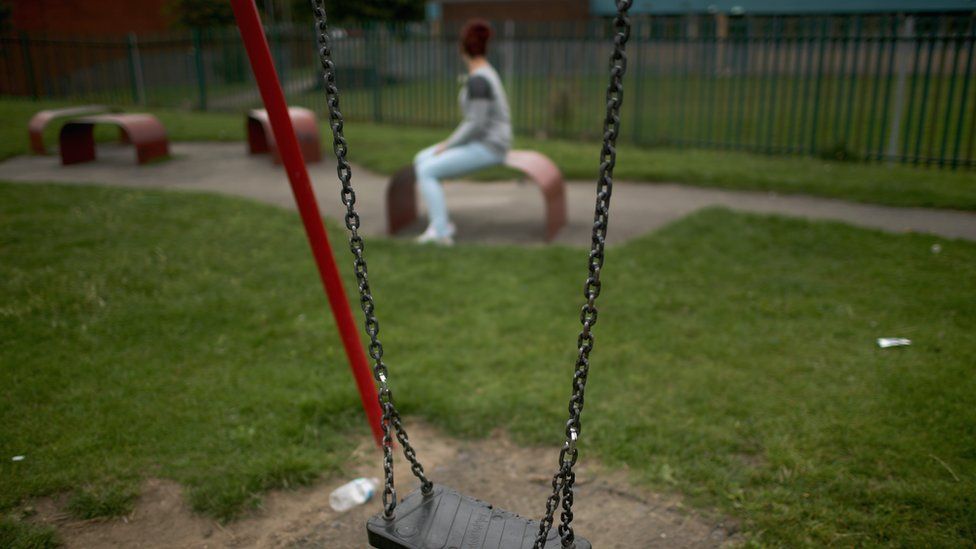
[414,142,504,237]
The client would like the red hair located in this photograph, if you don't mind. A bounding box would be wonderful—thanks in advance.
[460,19,492,57]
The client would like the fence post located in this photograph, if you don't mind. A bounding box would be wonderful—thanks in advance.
[19,32,37,100]
[938,26,963,168]
[192,28,208,110]
[632,18,644,145]
[271,25,287,87]
[367,25,380,123]
[809,17,828,154]
[886,16,914,164]
[127,33,147,105]
[716,13,729,146]
[504,20,515,95]
[950,23,975,169]
[840,16,862,155]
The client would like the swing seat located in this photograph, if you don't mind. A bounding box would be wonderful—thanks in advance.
[366,485,591,549]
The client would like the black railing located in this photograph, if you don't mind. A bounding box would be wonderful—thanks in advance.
[2,14,974,168]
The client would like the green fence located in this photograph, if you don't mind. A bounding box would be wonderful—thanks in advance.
[2,13,975,168]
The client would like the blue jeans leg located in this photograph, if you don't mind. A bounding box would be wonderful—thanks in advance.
[413,142,503,237]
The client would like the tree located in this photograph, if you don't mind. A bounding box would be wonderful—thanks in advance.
[0,1,12,32]
[166,0,236,28]
[289,0,425,23]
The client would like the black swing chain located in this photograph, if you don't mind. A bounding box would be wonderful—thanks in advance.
[534,2,632,548]
[309,0,630,539]
[309,0,433,520]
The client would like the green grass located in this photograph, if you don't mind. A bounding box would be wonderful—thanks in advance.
[2,97,975,210]
[344,121,976,210]
[0,182,354,526]
[2,181,975,546]
[65,484,137,520]
[0,517,59,549]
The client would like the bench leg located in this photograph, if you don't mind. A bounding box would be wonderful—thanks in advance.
[296,133,321,164]
[59,124,96,165]
[247,118,270,156]
[29,130,46,155]
[387,165,418,235]
[136,140,170,165]
[542,180,567,242]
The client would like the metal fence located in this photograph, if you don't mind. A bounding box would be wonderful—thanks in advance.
[2,13,975,168]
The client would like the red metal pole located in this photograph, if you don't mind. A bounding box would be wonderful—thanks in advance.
[231,0,384,447]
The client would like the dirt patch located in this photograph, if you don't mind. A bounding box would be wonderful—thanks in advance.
[30,420,739,548]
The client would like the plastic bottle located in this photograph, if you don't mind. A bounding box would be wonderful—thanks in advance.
[329,477,380,512]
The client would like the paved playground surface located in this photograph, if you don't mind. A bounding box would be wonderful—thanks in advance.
[2,142,974,244]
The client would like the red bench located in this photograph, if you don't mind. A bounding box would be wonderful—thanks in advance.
[247,107,322,164]
[59,114,169,165]
[386,150,567,242]
[28,105,110,154]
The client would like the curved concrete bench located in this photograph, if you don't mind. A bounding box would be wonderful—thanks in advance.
[59,114,169,165]
[28,105,110,154]
[247,107,322,164]
[386,150,567,242]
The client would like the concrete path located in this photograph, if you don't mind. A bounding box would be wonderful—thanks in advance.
[2,142,974,245]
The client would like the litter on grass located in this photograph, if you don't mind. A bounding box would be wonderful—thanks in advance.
[877,338,912,348]
[329,477,379,512]
[11,455,25,462]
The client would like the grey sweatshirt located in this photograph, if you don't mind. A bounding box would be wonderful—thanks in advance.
[443,64,512,156]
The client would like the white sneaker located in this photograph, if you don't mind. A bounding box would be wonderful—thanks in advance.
[415,225,437,240]
[415,223,455,246]
[416,232,454,246]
